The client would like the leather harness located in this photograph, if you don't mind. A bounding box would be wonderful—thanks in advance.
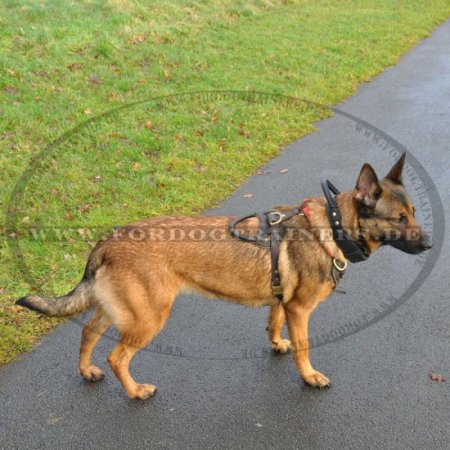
[229,179,369,301]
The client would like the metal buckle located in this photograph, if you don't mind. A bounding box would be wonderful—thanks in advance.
[332,258,348,272]
[268,211,283,226]
[272,284,283,296]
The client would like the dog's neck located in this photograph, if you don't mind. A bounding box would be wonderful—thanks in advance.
[302,191,363,261]
[335,192,361,240]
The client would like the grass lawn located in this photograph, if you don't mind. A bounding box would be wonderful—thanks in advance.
[1,0,450,365]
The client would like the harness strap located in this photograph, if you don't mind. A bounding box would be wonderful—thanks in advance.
[269,226,286,299]
[228,191,354,299]
[229,208,301,300]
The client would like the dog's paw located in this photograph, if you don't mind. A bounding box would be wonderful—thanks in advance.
[271,339,292,354]
[132,384,157,400]
[80,365,105,382]
[303,370,331,388]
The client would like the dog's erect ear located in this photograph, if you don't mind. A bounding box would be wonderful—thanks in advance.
[355,163,381,209]
[385,152,406,184]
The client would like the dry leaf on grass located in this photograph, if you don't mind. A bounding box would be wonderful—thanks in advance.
[195,164,208,173]
[130,34,146,44]
[67,62,82,71]
[89,74,101,84]
[4,86,17,94]
[77,204,91,213]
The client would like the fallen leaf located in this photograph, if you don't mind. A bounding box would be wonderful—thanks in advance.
[11,305,24,314]
[67,62,83,71]
[429,373,445,382]
[280,169,289,174]
[144,121,153,129]
[92,175,102,183]
[77,204,91,213]
[84,108,93,115]
[132,162,141,170]
[46,417,61,425]
[89,73,101,84]
[256,169,273,176]
[243,193,253,199]
[195,164,208,173]
[238,129,251,138]
[34,71,49,78]
[130,34,146,44]
[4,85,17,94]
[21,216,30,224]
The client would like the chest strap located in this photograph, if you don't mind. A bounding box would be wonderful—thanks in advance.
[229,208,301,300]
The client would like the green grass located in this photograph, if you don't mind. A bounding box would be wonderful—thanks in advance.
[1,0,450,365]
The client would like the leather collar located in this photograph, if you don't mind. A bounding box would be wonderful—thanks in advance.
[321,179,369,263]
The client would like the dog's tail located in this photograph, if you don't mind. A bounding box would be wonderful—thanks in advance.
[16,280,95,317]
[15,244,106,317]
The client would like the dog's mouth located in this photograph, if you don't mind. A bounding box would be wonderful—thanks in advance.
[364,227,432,255]
[381,232,432,254]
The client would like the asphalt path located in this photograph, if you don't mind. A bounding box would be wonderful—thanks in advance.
[1,19,450,450]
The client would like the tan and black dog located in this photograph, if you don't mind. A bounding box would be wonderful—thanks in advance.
[17,154,431,399]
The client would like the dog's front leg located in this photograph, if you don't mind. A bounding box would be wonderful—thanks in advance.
[267,303,292,353]
[285,302,331,388]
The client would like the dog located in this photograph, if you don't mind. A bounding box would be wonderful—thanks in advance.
[16,153,431,399]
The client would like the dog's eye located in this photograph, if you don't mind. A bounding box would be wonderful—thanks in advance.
[389,214,406,224]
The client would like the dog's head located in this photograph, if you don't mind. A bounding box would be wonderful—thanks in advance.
[354,153,432,254]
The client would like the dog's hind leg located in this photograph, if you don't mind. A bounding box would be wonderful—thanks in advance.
[79,307,111,382]
[267,303,292,353]
[107,297,173,400]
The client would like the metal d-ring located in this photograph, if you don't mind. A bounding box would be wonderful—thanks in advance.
[268,211,283,226]
[333,258,348,272]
